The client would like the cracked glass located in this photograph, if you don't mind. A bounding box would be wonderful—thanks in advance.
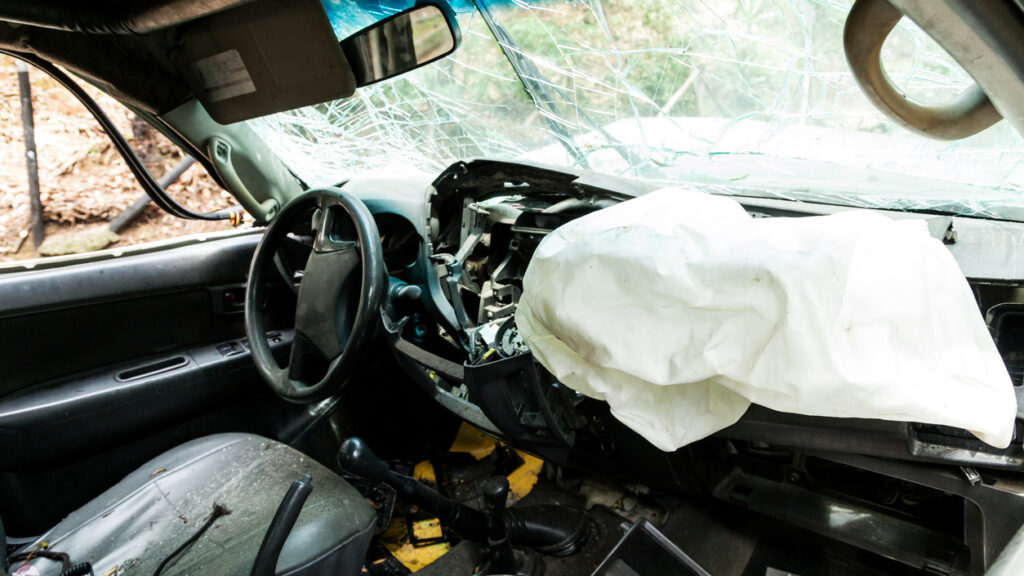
[247,0,1024,221]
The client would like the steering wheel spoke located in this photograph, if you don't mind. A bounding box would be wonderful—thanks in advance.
[286,332,329,383]
[314,198,362,253]
[294,247,360,360]
[245,187,385,403]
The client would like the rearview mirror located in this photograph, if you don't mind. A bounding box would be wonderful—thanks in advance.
[340,3,460,87]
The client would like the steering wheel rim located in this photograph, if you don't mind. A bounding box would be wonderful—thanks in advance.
[245,187,386,403]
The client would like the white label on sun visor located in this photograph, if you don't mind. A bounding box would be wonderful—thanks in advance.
[191,49,256,102]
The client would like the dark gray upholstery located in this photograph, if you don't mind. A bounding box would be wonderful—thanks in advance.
[14,434,375,575]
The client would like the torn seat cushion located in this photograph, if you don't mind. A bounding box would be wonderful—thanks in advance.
[516,188,1016,452]
[14,433,376,575]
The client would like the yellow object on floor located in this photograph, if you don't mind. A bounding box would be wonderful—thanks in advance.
[508,450,543,504]
[446,422,544,502]
[411,517,444,541]
[378,516,450,572]
[413,460,437,486]
[381,422,545,572]
[447,422,499,460]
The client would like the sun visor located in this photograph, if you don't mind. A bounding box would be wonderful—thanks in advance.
[176,0,355,124]
[516,189,1017,451]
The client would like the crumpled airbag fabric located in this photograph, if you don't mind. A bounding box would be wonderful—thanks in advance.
[516,189,1016,451]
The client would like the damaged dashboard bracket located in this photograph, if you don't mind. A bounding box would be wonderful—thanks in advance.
[464,353,575,450]
[386,322,576,451]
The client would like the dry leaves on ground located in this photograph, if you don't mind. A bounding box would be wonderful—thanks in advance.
[0,54,237,260]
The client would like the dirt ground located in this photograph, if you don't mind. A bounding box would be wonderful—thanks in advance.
[0,54,239,261]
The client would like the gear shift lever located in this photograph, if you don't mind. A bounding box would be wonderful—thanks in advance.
[338,437,589,556]
[483,477,517,574]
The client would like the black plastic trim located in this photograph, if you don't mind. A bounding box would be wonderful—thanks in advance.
[0,330,292,471]
[0,233,260,319]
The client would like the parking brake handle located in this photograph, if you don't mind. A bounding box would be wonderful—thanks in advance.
[250,474,313,576]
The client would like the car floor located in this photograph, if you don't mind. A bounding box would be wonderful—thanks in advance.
[362,423,924,576]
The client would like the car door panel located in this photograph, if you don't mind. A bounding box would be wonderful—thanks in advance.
[0,231,304,535]
[0,233,266,392]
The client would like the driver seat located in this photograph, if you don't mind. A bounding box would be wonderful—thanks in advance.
[11,434,376,575]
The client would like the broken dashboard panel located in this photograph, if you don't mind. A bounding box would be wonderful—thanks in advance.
[382,159,1024,477]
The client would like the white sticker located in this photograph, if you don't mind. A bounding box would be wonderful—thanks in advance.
[191,49,257,102]
[13,564,42,576]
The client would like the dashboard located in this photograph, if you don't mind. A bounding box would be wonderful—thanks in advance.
[344,159,1024,488]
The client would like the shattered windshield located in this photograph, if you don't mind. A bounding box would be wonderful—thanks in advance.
[248,0,1024,221]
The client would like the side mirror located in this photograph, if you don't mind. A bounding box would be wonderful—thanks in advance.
[340,2,461,87]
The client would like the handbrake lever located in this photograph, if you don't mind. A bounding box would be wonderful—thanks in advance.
[251,474,313,576]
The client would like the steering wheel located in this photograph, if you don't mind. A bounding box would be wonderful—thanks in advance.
[245,188,386,403]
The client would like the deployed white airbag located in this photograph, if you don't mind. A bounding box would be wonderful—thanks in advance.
[515,189,1016,451]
